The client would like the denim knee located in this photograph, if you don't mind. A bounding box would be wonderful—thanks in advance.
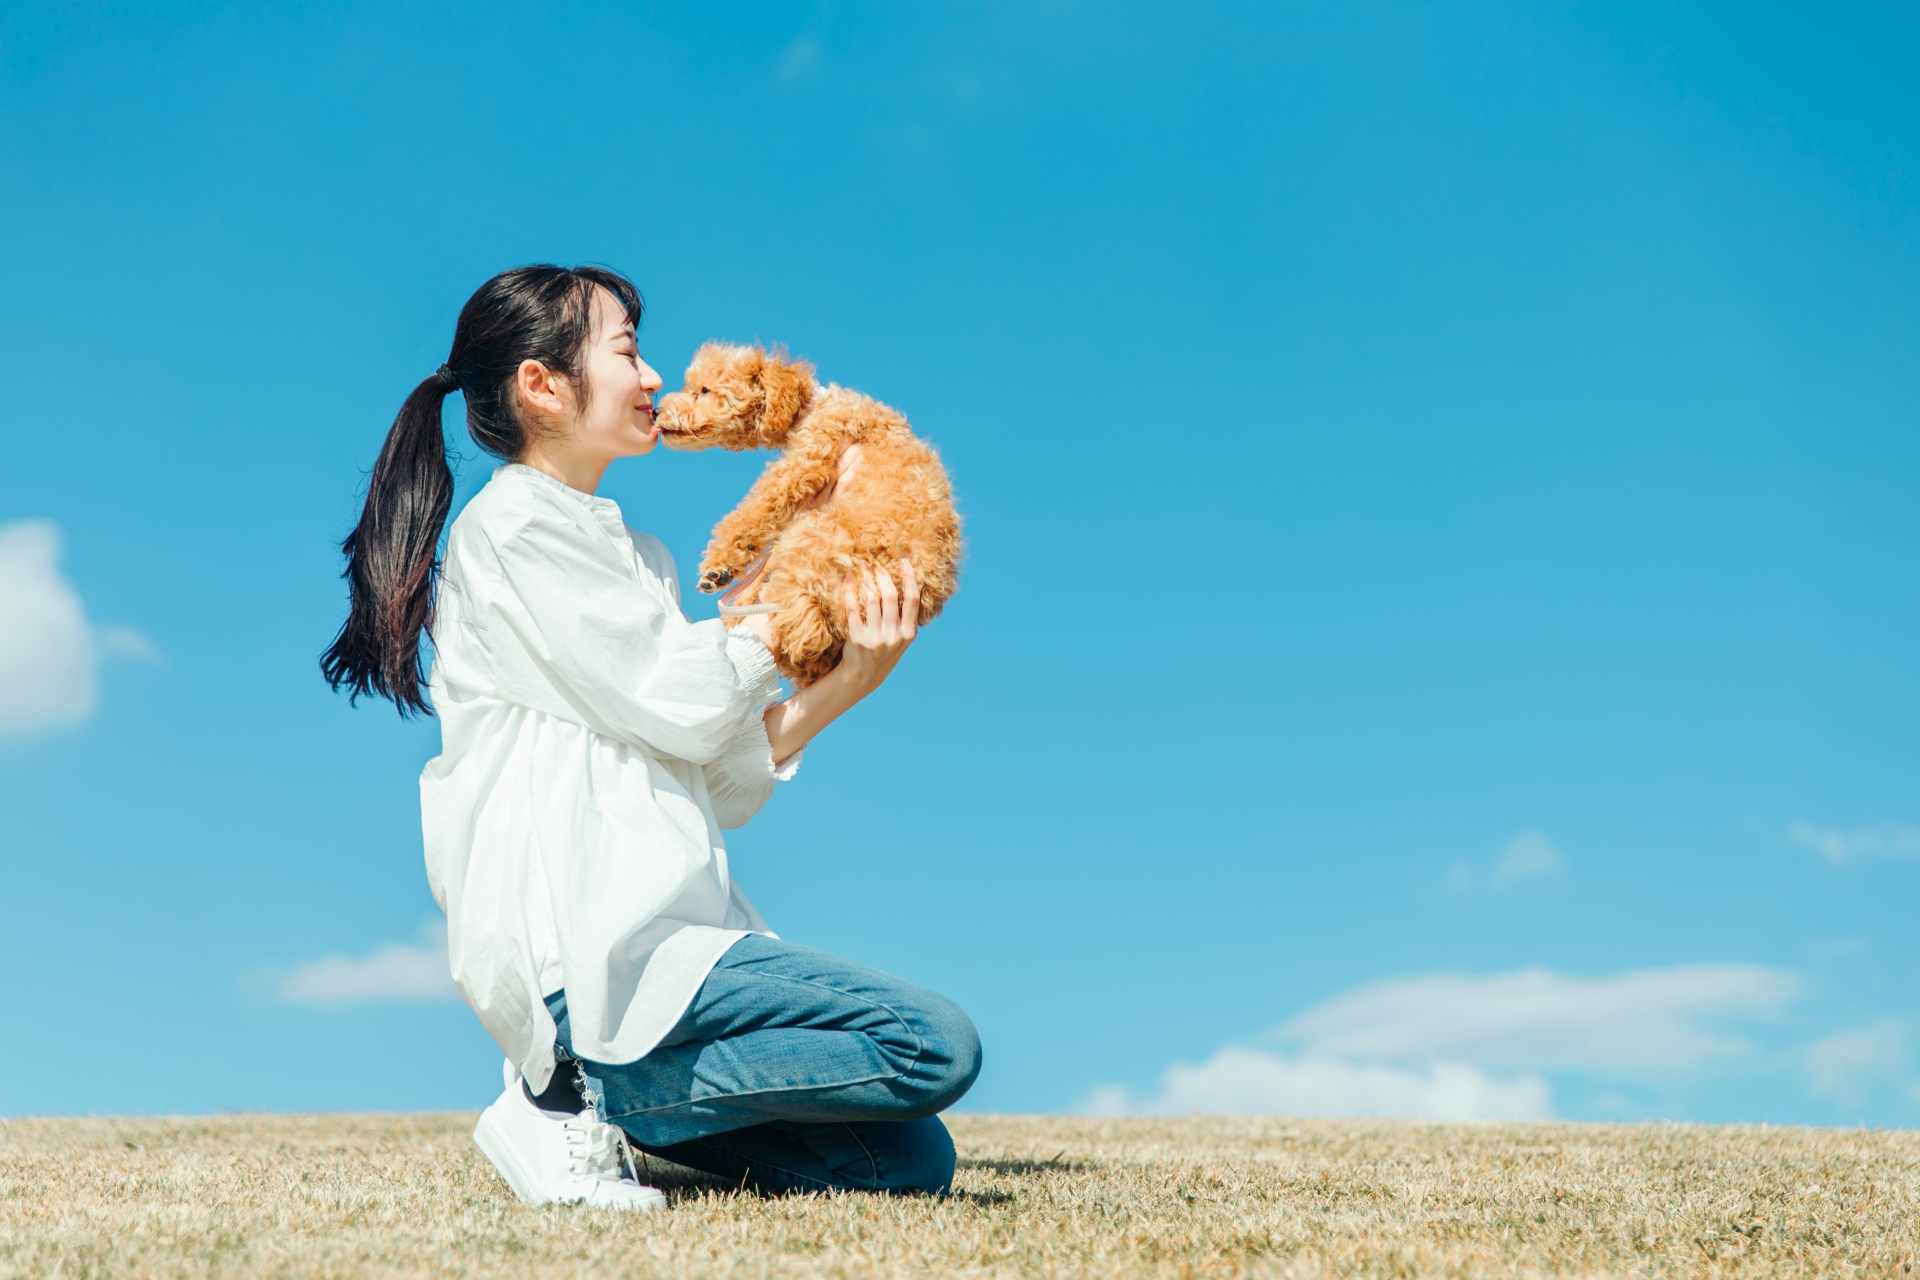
[902,990,982,1117]
[887,1116,958,1194]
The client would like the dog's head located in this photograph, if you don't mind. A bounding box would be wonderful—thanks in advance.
[655,342,816,452]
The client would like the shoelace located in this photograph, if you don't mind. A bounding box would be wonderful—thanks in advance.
[562,1105,638,1184]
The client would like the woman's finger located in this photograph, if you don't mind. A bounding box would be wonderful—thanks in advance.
[875,563,899,638]
[842,570,862,631]
[847,565,868,640]
[860,565,881,639]
[899,560,920,637]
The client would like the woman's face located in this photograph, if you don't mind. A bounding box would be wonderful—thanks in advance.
[542,285,665,459]
[580,286,664,456]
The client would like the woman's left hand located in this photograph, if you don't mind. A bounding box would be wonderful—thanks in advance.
[838,561,919,692]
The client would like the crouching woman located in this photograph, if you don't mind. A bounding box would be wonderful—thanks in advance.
[322,265,980,1208]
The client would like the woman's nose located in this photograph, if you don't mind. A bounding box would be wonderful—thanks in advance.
[638,359,664,392]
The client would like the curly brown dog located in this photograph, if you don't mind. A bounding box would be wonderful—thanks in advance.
[655,342,961,686]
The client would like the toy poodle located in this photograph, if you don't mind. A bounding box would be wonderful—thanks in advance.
[655,342,961,686]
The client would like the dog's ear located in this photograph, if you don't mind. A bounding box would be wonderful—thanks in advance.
[754,345,817,441]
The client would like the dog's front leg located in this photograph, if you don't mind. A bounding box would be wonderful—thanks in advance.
[697,433,846,594]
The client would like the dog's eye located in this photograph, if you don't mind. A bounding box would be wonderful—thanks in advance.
[698,386,709,396]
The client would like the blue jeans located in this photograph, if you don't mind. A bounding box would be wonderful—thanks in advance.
[546,935,982,1195]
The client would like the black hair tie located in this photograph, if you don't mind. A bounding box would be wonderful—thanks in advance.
[435,363,460,391]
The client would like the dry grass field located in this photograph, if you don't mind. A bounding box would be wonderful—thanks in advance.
[2,1112,1917,1278]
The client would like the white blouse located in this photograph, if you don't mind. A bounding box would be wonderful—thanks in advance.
[421,464,796,1093]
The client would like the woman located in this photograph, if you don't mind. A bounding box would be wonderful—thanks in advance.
[322,265,980,1209]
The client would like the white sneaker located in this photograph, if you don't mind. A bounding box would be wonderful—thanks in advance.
[473,1081,668,1210]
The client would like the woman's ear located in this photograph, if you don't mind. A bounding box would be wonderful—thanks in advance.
[516,358,570,419]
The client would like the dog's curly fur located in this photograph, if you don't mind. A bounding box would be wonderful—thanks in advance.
[655,342,962,686]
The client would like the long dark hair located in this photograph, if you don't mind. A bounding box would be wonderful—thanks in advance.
[321,264,644,715]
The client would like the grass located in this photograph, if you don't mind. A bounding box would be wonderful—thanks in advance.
[2,1113,1917,1277]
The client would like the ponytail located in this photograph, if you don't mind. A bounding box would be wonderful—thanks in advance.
[321,264,644,716]
[320,374,457,715]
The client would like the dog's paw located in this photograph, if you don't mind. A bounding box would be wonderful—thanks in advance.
[697,542,764,593]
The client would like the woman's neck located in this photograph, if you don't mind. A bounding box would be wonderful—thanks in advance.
[515,444,610,495]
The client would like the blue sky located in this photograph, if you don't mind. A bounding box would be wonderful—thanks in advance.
[3,0,1918,1125]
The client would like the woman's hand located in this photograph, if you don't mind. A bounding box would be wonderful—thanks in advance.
[837,561,919,691]
[803,443,864,511]
[758,559,919,765]
[739,446,867,652]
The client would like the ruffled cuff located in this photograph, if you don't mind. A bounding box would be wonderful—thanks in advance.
[716,709,804,783]
[724,625,785,708]
[707,704,802,829]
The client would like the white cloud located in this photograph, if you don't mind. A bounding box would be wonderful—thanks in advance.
[0,521,96,734]
[95,625,160,661]
[0,519,156,738]
[1489,831,1566,889]
[1807,935,1869,961]
[1083,963,1806,1123]
[279,921,459,1005]
[1274,965,1800,1076]
[1446,831,1567,892]
[1789,822,1920,865]
[1806,1021,1907,1103]
[1081,1046,1552,1120]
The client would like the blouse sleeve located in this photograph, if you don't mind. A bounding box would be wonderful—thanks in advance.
[707,627,803,830]
[481,506,765,765]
